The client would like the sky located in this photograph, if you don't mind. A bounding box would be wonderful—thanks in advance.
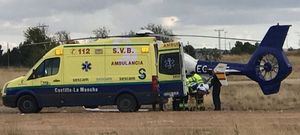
[1,0,300,51]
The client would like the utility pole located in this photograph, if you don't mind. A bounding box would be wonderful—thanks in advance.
[214,29,224,50]
[37,24,49,50]
[224,31,227,50]
[7,43,9,68]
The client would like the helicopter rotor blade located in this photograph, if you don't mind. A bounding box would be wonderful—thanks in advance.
[170,34,260,42]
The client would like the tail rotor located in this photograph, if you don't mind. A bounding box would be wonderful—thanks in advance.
[246,24,292,95]
[256,53,279,81]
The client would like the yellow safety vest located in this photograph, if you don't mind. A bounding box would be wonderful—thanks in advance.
[186,73,204,87]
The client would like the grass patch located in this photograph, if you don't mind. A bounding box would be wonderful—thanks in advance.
[0,67,28,88]
[203,83,300,111]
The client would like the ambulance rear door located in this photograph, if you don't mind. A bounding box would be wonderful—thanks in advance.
[157,42,186,98]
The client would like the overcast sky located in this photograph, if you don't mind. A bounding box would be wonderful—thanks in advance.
[1,0,300,51]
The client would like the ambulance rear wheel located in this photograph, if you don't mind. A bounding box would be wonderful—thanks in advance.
[116,94,137,112]
[17,95,40,113]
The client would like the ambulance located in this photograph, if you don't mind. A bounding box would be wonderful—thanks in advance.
[1,37,187,113]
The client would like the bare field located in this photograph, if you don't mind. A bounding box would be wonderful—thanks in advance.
[0,81,299,135]
[0,111,300,135]
[214,81,300,111]
[0,67,28,88]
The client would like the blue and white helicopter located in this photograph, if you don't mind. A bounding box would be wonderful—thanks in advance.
[138,24,292,111]
[183,24,292,95]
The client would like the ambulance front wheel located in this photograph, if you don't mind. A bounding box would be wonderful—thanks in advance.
[116,94,138,112]
[17,95,42,113]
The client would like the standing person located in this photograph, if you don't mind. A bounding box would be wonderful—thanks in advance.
[211,76,222,111]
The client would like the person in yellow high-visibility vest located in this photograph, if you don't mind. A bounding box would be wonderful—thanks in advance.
[186,71,209,111]
[187,73,203,92]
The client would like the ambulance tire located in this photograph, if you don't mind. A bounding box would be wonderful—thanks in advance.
[116,94,138,112]
[17,95,41,113]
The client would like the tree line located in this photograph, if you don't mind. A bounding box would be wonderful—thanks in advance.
[0,23,173,67]
[184,41,259,61]
[0,23,259,67]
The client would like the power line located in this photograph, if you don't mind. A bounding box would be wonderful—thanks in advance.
[171,34,260,42]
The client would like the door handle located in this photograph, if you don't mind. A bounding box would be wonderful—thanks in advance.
[53,79,60,82]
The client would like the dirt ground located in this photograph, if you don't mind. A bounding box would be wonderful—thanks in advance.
[1,79,300,135]
[0,109,300,135]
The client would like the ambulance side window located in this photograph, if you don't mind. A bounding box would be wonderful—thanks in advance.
[29,58,60,80]
[159,52,180,75]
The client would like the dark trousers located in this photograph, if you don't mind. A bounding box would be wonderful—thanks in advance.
[212,77,222,110]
